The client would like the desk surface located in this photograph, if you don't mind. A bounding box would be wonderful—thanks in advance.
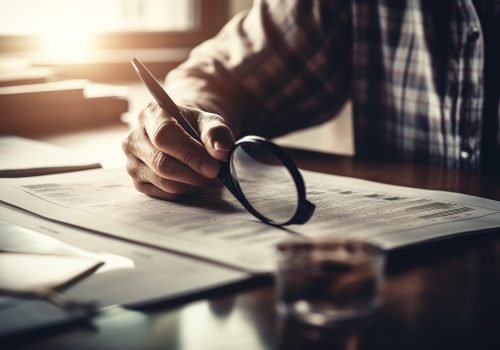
[6,126,500,350]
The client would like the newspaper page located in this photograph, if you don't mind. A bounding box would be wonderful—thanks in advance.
[0,168,499,272]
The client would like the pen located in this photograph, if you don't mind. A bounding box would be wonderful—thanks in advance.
[131,57,201,141]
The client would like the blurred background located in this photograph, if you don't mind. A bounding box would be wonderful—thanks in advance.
[0,0,353,156]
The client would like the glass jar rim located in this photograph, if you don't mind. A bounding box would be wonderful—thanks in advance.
[276,238,385,266]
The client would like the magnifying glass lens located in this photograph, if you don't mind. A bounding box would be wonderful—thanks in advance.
[230,142,299,224]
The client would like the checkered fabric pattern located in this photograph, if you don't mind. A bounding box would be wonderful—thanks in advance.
[165,0,499,169]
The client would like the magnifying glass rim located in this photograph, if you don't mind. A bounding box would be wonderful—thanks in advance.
[224,135,312,226]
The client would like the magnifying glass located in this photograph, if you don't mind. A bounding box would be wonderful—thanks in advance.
[221,135,314,225]
[131,58,315,226]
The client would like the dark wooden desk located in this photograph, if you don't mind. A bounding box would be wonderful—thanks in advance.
[5,147,500,350]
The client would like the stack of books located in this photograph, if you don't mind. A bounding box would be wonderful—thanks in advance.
[0,71,129,136]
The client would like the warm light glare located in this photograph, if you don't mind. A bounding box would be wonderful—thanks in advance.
[0,0,196,63]
[41,31,93,62]
[0,1,194,35]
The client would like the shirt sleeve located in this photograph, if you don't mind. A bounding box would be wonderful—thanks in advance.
[165,0,352,138]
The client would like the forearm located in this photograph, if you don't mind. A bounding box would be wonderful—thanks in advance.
[164,12,259,139]
[164,72,247,139]
[164,0,351,139]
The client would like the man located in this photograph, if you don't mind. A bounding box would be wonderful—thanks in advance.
[122,0,499,200]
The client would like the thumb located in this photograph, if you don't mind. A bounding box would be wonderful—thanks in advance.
[197,111,235,161]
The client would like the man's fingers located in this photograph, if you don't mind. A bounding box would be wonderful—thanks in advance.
[123,103,237,200]
[123,128,211,187]
[198,112,236,161]
[132,181,184,201]
[142,103,220,178]
[126,156,200,197]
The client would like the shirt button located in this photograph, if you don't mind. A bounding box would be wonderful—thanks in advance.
[468,26,480,41]
[460,150,470,160]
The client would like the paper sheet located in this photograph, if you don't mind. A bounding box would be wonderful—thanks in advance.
[295,172,500,248]
[0,206,250,338]
[0,168,499,272]
[0,136,100,177]
[0,207,249,307]
[0,253,102,292]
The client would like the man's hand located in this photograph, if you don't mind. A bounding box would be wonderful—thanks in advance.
[122,102,235,200]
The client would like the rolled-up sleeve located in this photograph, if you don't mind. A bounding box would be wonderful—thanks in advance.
[165,0,352,138]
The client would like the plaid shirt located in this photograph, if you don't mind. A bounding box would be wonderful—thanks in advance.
[166,0,500,170]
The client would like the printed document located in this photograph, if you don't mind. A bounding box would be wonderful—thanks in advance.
[0,169,499,272]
